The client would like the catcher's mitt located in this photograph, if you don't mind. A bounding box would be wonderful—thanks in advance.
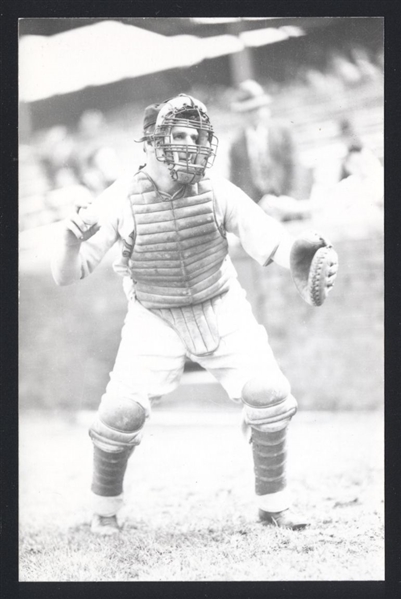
[290,231,338,306]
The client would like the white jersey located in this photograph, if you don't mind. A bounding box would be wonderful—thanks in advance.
[75,170,289,281]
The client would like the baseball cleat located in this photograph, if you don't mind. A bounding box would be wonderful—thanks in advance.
[258,508,309,530]
[91,514,120,535]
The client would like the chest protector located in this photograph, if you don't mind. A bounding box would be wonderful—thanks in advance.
[125,171,230,309]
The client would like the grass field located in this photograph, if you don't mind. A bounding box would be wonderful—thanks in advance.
[19,407,384,582]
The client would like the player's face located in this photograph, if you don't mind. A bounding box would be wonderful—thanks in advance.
[171,126,200,162]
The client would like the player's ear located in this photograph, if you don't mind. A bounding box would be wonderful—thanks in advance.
[145,140,156,154]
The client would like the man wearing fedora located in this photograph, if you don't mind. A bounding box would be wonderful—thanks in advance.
[229,80,298,204]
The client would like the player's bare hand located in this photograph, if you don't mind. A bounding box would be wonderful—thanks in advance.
[64,197,101,243]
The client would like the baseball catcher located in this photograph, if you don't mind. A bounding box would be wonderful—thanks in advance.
[51,93,338,535]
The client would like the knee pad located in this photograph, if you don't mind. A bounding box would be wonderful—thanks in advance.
[242,374,297,432]
[89,396,147,452]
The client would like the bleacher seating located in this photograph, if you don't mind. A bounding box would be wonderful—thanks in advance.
[19,76,383,235]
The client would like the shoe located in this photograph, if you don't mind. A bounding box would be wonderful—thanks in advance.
[91,514,120,535]
[259,508,309,530]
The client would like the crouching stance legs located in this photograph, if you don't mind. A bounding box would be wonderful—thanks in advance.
[88,395,147,535]
[242,374,308,530]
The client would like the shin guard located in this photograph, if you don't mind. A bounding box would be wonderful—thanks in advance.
[242,375,295,513]
[251,427,287,497]
[91,445,133,497]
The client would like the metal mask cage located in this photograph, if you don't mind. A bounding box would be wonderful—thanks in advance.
[151,107,219,175]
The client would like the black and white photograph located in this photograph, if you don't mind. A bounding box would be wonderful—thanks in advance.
[17,14,386,583]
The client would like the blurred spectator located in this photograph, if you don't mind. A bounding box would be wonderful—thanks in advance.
[72,110,122,195]
[78,146,122,195]
[37,125,79,190]
[337,118,364,180]
[350,46,382,81]
[259,142,383,241]
[228,80,299,204]
[36,111,122,196]
[312,142,383,241]
[31,111,122,227]
[329,51,362,86]
[302,67,342,95]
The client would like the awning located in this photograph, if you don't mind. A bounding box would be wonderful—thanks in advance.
[19,20,304,102]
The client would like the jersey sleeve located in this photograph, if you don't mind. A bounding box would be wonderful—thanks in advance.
[212,175,288,266]
[77,175,132,278]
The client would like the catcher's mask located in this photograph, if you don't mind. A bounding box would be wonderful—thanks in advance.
[146,94,218,185]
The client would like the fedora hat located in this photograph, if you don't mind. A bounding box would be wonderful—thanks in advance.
[231,80,272,112]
